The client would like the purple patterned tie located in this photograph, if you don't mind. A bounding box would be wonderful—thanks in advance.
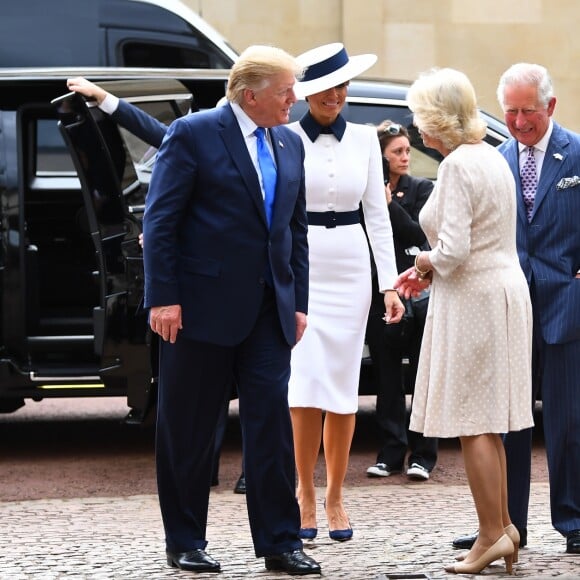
[520,147,537,221]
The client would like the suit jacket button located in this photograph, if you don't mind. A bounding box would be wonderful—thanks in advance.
[258,277,266,285]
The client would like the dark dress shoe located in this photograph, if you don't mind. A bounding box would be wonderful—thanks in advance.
[265,549,321,575]
[233,473,246,494]
[166,549,220,572]
[452,531,478,550]
[566,529,580,554]
[453,527,527,550]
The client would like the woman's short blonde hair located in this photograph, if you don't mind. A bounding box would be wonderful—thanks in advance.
[226,45,303,104]
[406,68,486,151]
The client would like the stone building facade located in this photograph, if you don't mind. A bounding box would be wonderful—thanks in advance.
[185,0,580,130]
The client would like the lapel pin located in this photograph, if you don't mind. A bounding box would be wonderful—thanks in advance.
[279,141,284,148]
[553,153,563,161]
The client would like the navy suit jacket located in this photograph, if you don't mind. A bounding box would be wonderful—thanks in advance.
[142,103,308,347]
[111,99,167,148]
[499,122,580,344]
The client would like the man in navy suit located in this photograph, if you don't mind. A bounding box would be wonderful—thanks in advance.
[142,45,321,574]
[454,63,580,555]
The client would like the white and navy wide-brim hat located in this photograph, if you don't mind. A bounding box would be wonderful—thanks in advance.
[294,42,377,98]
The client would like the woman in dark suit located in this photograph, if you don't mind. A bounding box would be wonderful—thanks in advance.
[366,120,437,481]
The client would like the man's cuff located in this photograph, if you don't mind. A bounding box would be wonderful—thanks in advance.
[100,93,120,115]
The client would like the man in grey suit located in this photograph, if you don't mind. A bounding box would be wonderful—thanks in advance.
[454,63,580,555]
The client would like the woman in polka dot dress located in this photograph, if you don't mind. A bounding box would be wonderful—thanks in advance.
[396,68,533,575]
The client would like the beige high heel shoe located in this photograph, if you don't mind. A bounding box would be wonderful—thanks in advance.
[455,523,521,564]
[445,533,515,575]
[504,523,520,564]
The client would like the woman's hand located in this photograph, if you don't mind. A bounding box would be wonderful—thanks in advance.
[394,266,431,299]
[383,289,405,324]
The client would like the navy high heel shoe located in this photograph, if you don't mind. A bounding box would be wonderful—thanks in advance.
[298,527,318,540]
[329,527,353,542]
[324,500,353,542]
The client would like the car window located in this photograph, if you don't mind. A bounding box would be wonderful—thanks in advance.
[122,41,232,69]
[292,95,507,183]
[118,98,190,182]
[36,119,77,175]
[123,42,211,68]
[345,101,442,180]
[36,97,189,184]
[289,100,441,181]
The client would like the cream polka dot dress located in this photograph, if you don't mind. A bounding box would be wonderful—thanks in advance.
[409,142,534,438]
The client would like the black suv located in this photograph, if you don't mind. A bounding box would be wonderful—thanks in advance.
[0,67,508,418]
[0,68,228,420]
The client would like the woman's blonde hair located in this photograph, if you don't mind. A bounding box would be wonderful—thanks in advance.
[406,68,486,151]
[226,45,303,104]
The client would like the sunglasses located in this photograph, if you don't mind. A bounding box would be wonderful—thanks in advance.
[382,123,403,135]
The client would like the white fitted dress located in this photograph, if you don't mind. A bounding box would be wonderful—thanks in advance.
[409,142,534,437]
[287,119,397,414]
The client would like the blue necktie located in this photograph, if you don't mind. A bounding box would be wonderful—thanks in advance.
[520,146,537,222]
[255,127,277,226]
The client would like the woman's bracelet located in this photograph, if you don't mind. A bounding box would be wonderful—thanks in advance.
[414,254,431,280]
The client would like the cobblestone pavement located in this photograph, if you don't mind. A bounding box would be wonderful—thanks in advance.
[1,481,578,579]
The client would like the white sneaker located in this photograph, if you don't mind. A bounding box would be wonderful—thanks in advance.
[366,463,400,477]
[406,463,430,480]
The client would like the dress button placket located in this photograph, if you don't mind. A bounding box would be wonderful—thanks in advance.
[326,140,338,209]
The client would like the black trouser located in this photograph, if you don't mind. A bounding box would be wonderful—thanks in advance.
[211,381,242,486]
[504,284,543,536]
[366,290,437,471]
[156,287,301,557]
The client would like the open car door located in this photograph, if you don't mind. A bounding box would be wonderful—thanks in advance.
[52,80,192,422]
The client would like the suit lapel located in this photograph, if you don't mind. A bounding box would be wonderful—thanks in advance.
[535,123,569,218]
[502,139,527,225]
[219,105,269,226]
[269,126,289,229]
[395,174,411,205]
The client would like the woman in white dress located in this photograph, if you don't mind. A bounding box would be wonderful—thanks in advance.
[396,68,534,574]
[287,44,404,541]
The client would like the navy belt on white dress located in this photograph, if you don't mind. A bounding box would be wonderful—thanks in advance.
[306,210,360,228]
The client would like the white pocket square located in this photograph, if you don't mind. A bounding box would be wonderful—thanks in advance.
[556,176,580,190]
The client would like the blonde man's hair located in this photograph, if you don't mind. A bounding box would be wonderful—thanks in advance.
[226,45,303,104]
[407,68,487,151]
